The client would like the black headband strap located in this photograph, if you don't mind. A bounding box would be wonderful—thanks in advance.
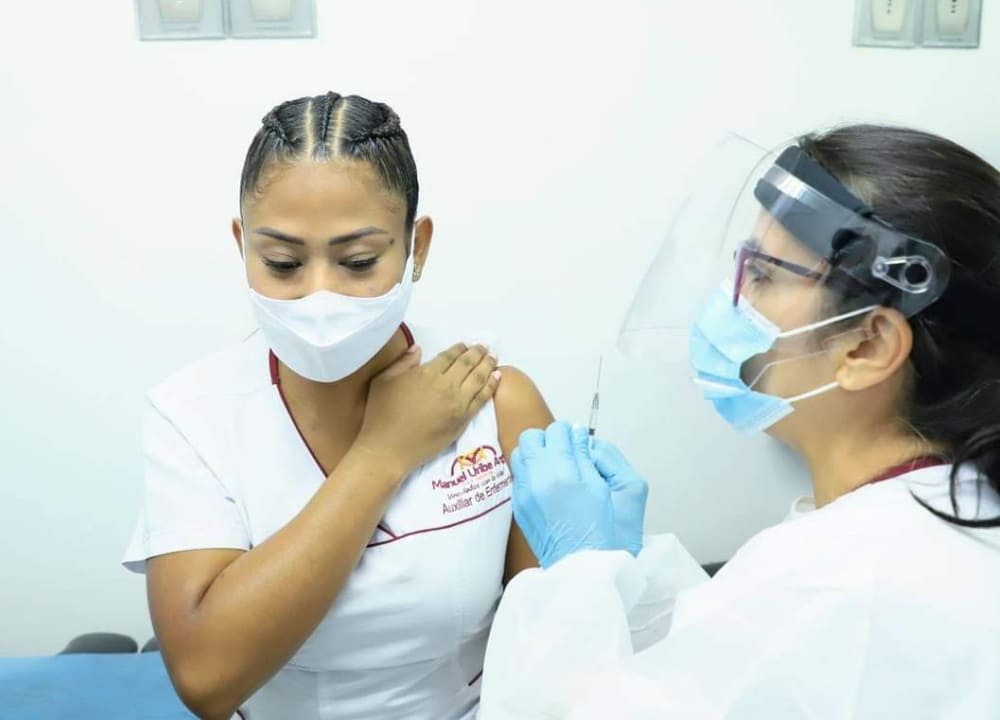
[774,146,874,217]
[761,146,1000,355]
[924,264,1000,354]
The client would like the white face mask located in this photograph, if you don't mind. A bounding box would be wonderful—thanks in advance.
[247,241,416,383]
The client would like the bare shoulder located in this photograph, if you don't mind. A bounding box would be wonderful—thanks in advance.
[493,366,553,452]
[493,366,549,578]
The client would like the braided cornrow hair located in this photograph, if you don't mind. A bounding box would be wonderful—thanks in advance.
[262,110,290,144]
[358,104,402,141]
[239,92,419,228]
[314,91,342,159]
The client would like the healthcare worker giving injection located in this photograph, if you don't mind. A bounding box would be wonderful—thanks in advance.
[478,125,1000,719]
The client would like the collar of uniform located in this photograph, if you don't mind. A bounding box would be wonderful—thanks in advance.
[784,458,952,523]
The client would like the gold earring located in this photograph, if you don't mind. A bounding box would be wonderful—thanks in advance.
[413,266,423,281]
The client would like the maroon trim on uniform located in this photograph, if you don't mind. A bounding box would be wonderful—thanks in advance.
[365,498,511,548]
[268,324,416,540]
[268,348,280,385]
[400,322,414,348]
[271,355,330,480]
[272,372,397,538]
[865,456,947,487]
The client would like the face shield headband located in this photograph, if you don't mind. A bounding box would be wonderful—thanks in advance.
[752,145,1000,354]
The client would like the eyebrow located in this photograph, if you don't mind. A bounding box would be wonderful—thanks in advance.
[253,226,391,246]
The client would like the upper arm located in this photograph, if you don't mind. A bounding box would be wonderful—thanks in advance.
[494,365,553,582]
[147,549,244,660]
[130,401,251,654]
[125,401,251,568]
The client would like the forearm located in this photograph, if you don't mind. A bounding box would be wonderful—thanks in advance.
[623,534,709,651]
[164,445,404,715]
[481,536,707,719]
[480,549,643,720]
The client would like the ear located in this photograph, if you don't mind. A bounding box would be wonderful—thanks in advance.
[834,308,913,392]
[232,217,245,258]
[411,215,433,282]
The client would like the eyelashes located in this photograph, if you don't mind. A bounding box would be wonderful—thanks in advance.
[342,257,378,271]
[261,256,380,276]
[263,258,301,275]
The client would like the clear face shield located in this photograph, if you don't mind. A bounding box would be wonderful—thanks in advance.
[619,135,953,429]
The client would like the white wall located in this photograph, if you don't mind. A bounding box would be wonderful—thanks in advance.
[1,0,997,656]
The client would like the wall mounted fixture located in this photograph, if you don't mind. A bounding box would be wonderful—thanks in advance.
[227,0,317,39]
[136,0,226,41]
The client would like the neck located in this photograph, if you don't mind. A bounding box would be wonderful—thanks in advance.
[797,421,939,508]
[277,328,409,407]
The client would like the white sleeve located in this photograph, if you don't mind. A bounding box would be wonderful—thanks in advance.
[481,528,880,720]
[477,534,708,720]
[122,400,250,573]
[562,569,877,720]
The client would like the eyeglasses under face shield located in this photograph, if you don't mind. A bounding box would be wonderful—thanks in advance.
[619,134,1000,371]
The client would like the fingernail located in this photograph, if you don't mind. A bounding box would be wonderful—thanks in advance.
[406,344,420,354]
[492,370,502,381]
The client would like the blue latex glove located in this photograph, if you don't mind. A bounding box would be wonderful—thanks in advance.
[511,421,616,568]
[590,438,649,558]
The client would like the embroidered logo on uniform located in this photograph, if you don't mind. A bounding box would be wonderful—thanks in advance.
[433,445,511,515]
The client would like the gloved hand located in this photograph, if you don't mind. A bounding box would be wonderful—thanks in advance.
[511,421,616,568]
[590,437,648,558]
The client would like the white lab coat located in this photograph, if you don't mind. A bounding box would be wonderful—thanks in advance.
[478,465,1000,719]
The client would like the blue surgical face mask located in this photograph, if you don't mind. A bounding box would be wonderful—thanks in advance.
[690,285,873,432]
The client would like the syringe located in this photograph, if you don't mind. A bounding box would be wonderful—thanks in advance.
[588,356,603,445]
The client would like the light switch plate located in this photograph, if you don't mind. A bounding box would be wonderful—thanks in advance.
[873,0,910,32]
[136,0,226,40]
[227,0,316,38]
[923,0,982,47]
[854,0,920,47]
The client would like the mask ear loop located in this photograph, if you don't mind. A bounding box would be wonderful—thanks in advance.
[772,303,877,340]
[745,323,874,401]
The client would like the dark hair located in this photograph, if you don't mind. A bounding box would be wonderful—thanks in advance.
[799,124,1000,527]
[239,92,419,229]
